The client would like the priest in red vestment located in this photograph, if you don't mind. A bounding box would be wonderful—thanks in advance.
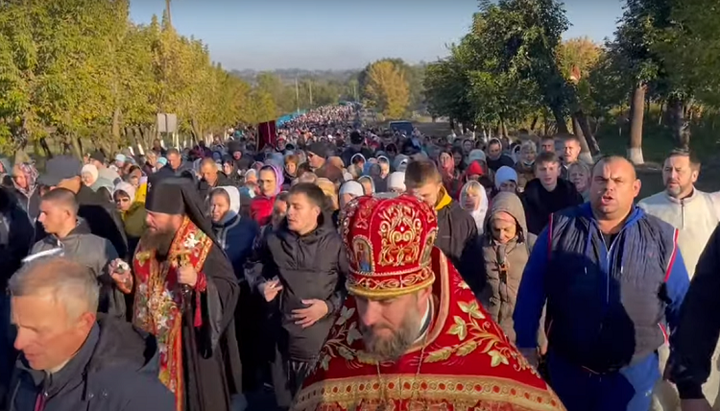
[111,177,242,411]
[291,194,565,411]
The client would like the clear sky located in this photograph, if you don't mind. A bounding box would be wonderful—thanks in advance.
[129,0,624,71]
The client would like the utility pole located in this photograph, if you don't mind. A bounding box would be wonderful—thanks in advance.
[295,77,300,113]
[309,80,313,107]
[165,0,172,27]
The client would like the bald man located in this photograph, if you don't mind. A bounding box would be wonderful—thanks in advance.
[513,156,691,411]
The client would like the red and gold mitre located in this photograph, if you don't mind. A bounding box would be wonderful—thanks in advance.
[338,194,438,299]
[292,247,566,411]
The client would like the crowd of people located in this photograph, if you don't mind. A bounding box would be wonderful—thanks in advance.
[0,104,719,411]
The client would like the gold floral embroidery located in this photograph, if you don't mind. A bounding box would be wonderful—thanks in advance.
[377,204,423,267]
[424,301,536,375]
[292,375,564,411]
[316,306,376,372]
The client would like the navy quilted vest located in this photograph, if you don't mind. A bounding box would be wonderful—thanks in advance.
[545,204,677,372]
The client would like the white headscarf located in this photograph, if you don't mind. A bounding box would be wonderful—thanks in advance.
[216,186,241,224]
[113,181,136,202]
[387,171,406,192]
[339,181,364,197]
[459,181,489,234]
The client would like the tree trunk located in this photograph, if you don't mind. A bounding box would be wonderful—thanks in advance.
[112,107,122,140]
[575,110,600,155]
[552,106,569,134]
[70,136,83,159]
[570,114,594,164]
[38,138,52,158]
[530,115,539,132]
[668,96,690,149]
[572,110,600,156]
[627,83,646,165]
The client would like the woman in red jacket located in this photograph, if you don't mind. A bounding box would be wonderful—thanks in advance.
[249,164,284,226]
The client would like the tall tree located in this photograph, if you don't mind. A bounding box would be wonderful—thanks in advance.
[363,60,410,119]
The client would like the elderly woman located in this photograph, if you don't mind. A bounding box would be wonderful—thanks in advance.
[81,164,113,200]
[12,163,41,221]
[112,182,146,254]
[514,140,537,192]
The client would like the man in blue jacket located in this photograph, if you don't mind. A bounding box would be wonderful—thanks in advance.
[514,156,690,411]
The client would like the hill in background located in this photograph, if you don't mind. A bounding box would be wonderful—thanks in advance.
[230,68,360,85]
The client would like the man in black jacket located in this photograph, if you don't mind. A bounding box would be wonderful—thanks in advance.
[670,224,720,411]
[255,183,347,409]
[36,156,127,259]
[522,151,584,235]
[404,160,485,296]
[197,157,232,200]
[6,257,173,411]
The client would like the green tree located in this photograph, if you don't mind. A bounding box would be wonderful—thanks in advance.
[363,60,411,119]
[0,1,264,157]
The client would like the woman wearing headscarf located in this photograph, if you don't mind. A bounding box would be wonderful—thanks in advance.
[338,181,364,210]
[209,186,259,280]
[387,171,406,193]
[374,156,391,192]
[249,164,284,226]
[514,140,537,193]
[459,180,489,235]
[80,164,114,200]
[392,154,409,172]
[348,153,366,179]
[357,175,375,195]
[438,150,462,199]
[112,181,147,254]
[125,165,147,204]
[11,163,40,221]
[244,169,259,195]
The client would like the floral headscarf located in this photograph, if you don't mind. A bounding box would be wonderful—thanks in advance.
[13,163,38,197]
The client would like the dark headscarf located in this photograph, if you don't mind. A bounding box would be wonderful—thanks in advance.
[145,177,219,246]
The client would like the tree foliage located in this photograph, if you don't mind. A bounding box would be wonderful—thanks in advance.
[653,0,720,107]
[363,60,411,119]
[0,0,272,155]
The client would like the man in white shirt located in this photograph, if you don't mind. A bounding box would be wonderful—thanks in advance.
[639,149,720,411]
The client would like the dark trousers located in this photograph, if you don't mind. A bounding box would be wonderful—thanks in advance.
[270,347,313,410]
[548,350,660,411]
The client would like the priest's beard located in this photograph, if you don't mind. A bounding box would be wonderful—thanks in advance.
[141,227,176,256]
[360,308,421,362]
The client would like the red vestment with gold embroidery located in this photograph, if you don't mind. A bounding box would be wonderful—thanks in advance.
[292,248,565,411]
[132,217,212,411]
